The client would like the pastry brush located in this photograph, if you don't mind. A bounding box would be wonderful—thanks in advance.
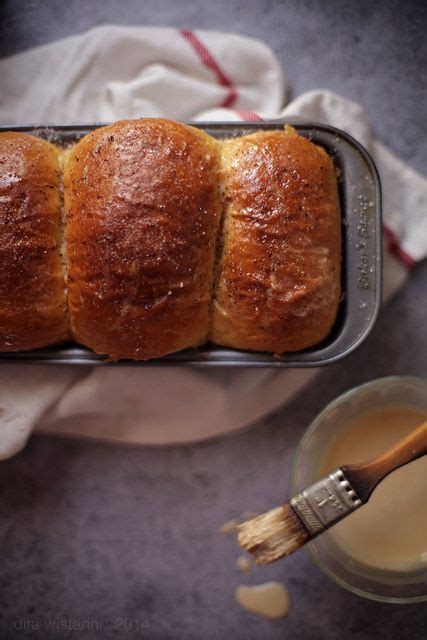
[237,420,427,564]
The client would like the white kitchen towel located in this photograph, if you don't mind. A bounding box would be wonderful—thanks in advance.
[0,25,426,459]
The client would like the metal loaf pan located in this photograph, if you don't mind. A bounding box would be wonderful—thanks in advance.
[0,122,381,367]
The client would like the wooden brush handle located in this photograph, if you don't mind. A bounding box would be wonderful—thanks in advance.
[341,420,427,503]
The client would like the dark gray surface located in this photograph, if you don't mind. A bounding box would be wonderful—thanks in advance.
[0,1,426,639]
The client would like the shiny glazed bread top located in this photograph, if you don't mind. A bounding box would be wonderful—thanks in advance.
[211,130,341,352]
[0,120,341,359]
[0,132,69,351]
[64,119,223,360]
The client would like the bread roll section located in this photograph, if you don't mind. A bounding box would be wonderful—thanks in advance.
[211,128,341,353]
[0,132,68,351]
[64,119,222,360]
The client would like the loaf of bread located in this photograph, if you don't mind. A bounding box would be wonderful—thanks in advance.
[0,120,341,359]
[0,132,69,351]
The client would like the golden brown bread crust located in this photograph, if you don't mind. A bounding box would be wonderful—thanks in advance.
[64,119,222,360]
[0,132,69,351]
[0,122,341,359]
[210,128,341,353]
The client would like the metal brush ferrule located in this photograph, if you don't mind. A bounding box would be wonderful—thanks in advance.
[290,468,362,536]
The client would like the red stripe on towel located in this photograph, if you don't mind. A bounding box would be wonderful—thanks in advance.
[180,29,238,108]
[383,224,416,268]
[235,110,263,121]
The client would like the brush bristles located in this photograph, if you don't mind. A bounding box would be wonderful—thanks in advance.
[237,503,311,564]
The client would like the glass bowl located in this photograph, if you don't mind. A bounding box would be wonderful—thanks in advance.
[290,376,427,603]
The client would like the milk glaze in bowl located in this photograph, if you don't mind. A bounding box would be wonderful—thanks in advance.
[290,376,427,603]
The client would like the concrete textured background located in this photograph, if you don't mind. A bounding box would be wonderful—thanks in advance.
[0,1,426,638]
